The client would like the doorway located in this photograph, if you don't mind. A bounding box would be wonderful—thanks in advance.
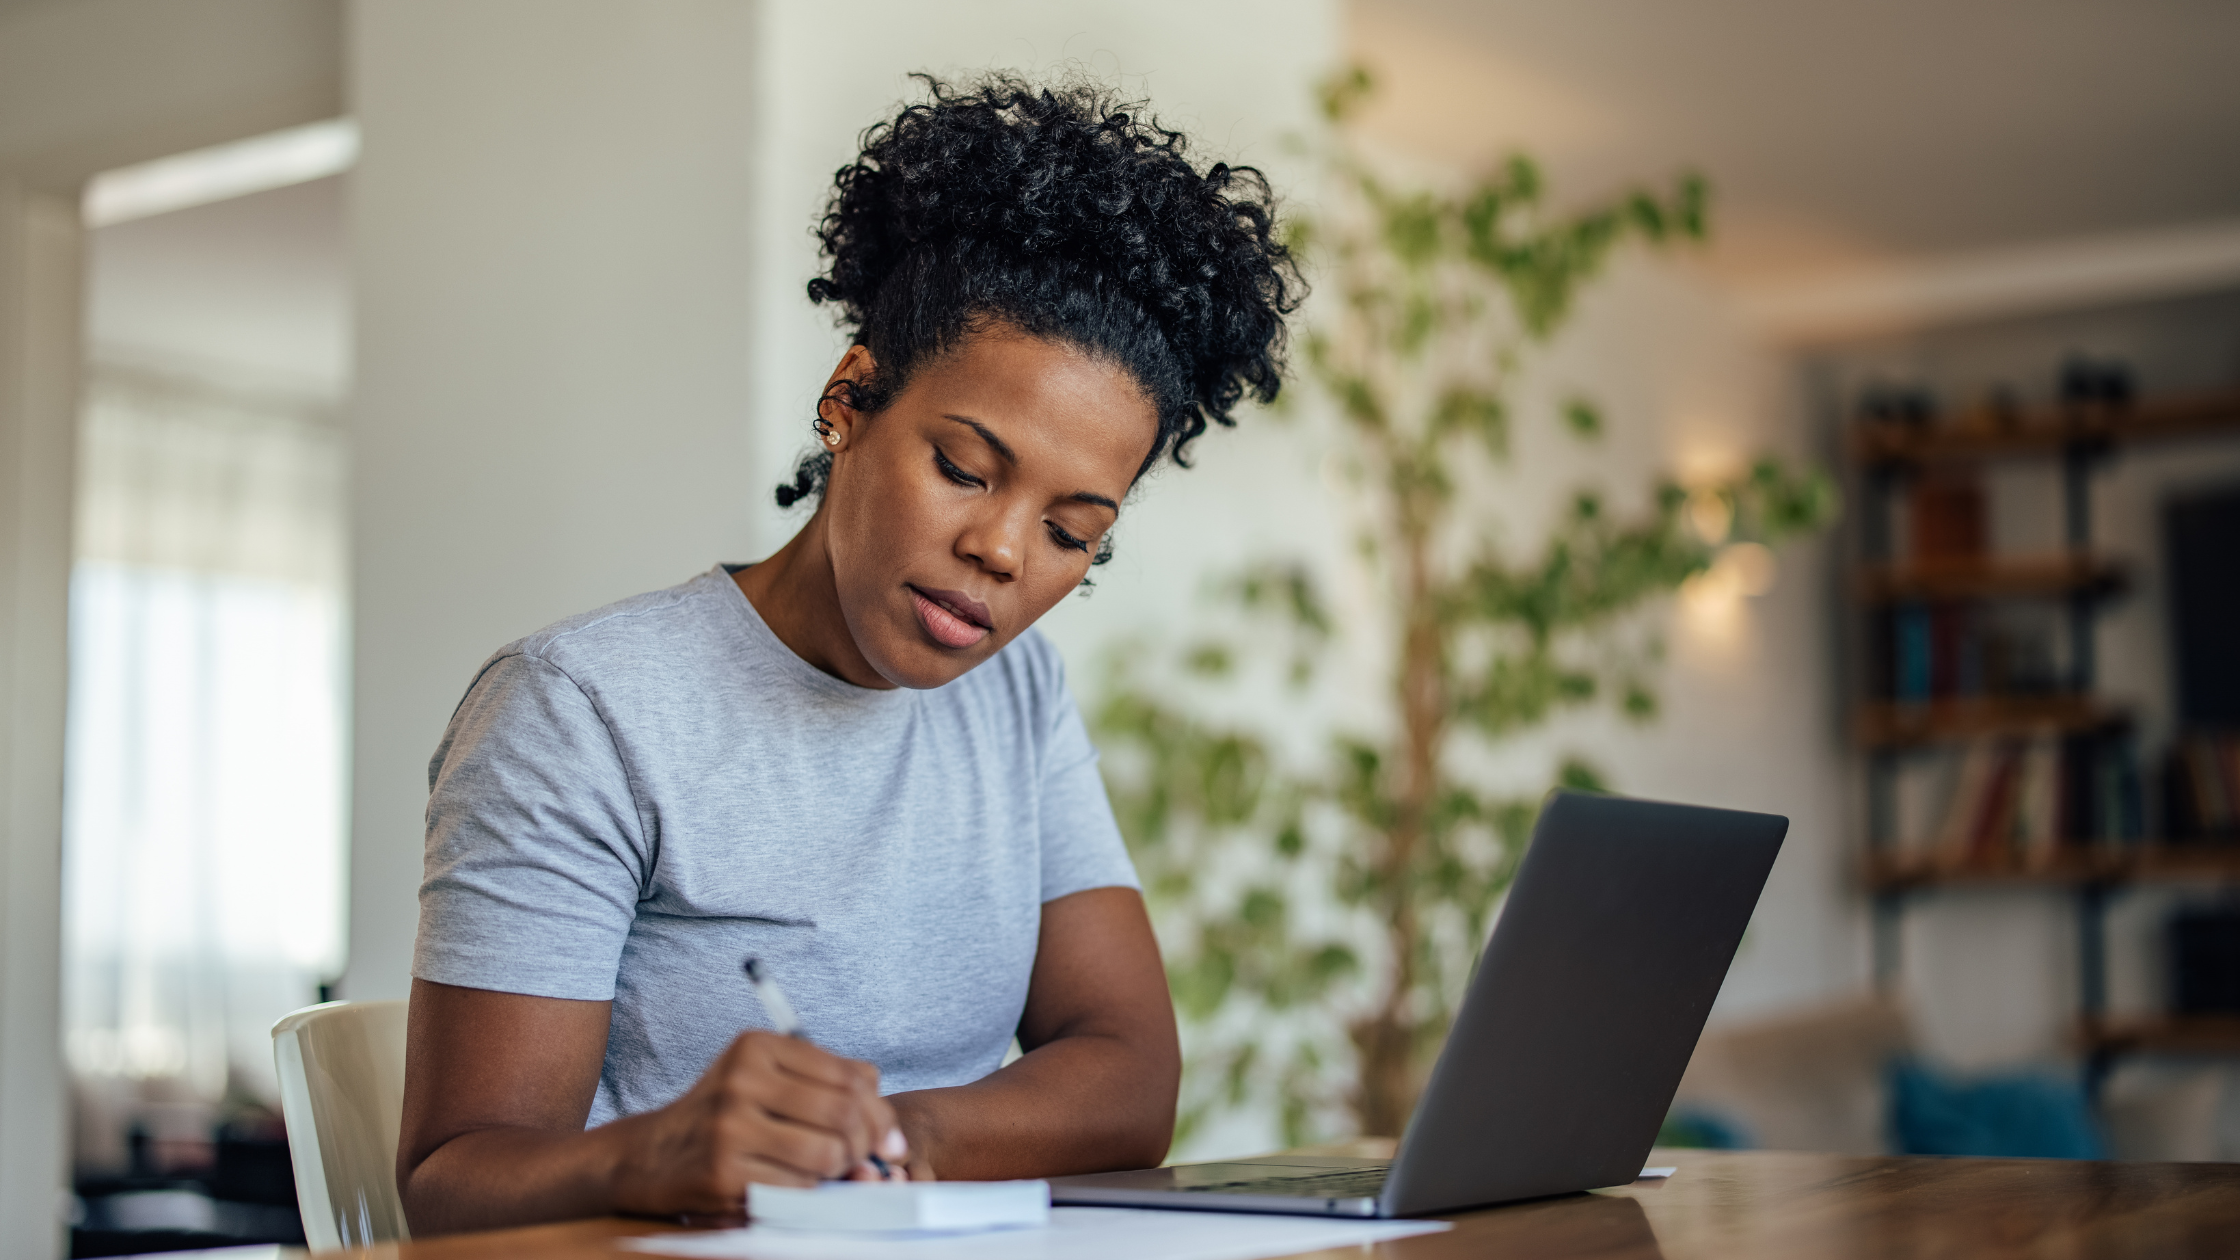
[63,123,352,1256]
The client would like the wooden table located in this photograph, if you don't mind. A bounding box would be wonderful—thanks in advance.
[316,1147,2240,1259]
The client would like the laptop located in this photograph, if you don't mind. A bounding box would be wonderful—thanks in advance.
[1050,788,1786,1218]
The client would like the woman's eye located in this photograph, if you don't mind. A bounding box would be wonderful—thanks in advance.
[1047,523,1090,553]
[933,448,983,488]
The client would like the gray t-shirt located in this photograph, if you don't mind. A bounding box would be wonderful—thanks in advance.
[414,565,1138,1125]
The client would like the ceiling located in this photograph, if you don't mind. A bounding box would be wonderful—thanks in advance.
[0,0,340,186]
[1349,0,2240,285]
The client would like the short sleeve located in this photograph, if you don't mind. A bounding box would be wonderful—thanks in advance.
[1037,683,1141,904]
[414,651,649,1001]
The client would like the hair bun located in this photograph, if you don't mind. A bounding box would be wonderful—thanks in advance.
[804,73,1303,486]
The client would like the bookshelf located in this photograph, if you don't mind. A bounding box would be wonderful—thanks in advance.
[1850,381,2240,1097]
[1864,844,2240,892]
[1853,552,2126,603]
[1851,387,2240,464]
[2081,1015,2240,1057]
[1853,694,2117,749]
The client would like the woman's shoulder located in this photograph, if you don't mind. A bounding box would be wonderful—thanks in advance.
[482,567,740,686]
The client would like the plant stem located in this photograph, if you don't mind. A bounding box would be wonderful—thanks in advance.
[1351,442,1449,1136]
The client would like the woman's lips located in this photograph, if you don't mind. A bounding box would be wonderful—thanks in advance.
[908,585,991,650]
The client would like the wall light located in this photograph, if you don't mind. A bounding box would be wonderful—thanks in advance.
[1678,541,1776,648]
[83,118,359,227]
[1718,541,1777,596]
[1685,487,1733,545]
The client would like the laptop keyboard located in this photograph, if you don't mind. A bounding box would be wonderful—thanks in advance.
[1194,1168,1389,1199]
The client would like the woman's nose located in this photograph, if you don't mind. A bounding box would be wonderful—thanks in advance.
[956,508,1025,580]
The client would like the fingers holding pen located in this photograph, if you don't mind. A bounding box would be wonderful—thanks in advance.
[735,959,915,1181]
[608,1032,900,1216]
[768,1037,896,1170]
[706,964,912,1191]
[724,1032,895,1178]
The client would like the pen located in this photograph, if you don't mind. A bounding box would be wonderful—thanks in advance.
[742,957,895,1180]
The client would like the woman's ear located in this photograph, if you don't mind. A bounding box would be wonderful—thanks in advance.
[818,344,880,452]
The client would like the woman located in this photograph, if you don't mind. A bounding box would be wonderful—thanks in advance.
[395,75,1300,1235]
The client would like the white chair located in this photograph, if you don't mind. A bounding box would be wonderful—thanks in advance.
[271,999,413,1248]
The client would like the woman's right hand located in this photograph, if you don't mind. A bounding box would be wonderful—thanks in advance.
[399,981,920,1236]
[604,1030,913,1217]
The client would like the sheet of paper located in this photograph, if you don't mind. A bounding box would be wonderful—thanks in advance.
[624,1205,1450,1260]
[1639,1167,1677,1179]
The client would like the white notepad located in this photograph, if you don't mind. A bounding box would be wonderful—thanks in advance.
[745,1180,1050,1233]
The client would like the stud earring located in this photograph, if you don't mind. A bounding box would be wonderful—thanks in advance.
[825,431,841,448]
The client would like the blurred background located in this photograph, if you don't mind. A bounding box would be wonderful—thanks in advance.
[2,1,2238,1255]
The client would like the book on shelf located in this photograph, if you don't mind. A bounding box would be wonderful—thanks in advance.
[1905,731,2138,869]
[2100,736,2146,845]
[1894,750,1961,858]
[1930,602,1971,697]
[1879,600,2060,707]
[1893,603,1932,701]
[2014,736,2063,870]
[1911,470,1987,560]
[1932,737,2009,867]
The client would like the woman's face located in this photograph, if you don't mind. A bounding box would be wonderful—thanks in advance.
[820,327,1158,690]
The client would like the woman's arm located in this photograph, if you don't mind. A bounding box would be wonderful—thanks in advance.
[396,979,907,1236]
[888,885,1180,1179]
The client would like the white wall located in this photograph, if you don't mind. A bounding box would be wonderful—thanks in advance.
[87,175,350,397]
[342,0,761,999]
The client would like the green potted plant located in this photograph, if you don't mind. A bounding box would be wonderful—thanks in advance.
[1093,68,1836,1148]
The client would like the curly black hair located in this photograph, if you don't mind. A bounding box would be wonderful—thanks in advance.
[775,73,1305,540]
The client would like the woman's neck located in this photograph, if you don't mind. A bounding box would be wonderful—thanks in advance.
[732,516,897,690]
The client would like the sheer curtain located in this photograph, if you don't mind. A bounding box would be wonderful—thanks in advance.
[63,361,348,1167]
